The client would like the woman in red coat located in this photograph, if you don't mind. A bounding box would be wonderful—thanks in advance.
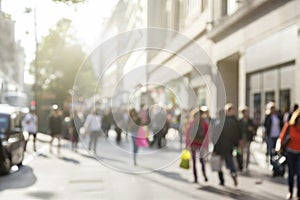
[185,108,209,183]
[279,108,300,199]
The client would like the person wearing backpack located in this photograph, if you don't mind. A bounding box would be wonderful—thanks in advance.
[185,107,209,183]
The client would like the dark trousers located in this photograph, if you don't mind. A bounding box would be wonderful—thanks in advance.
[132,135,138,165]
[267,136,278,158]
[287,151,300,197]
[218,153,237,184]
[191,147,207,182]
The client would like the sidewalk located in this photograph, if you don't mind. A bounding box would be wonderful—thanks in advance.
[18,131,289,200]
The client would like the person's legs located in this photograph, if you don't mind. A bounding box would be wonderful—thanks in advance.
[132,135,138,165]
[225,153,237,186]
[93,132,99,153]
[239,139,245,170]
[294,153,300,198]
[49,136,54,153]
[287,152,296,196]
[191,148,197,183]
[31,132,37,152]
[200,157,208,182]
[88,132,94,150]
[157,132,162,148]
[245,141,251,170]
[218,171,224,185]
[270,137,278,161]
[57,136,61,155]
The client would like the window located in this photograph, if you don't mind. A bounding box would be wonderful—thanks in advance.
[265,91,275,105]
[0,115,9,134]
[222,0,239,16]
[227,0,238,16]
[197,87,206,106]
[280,89,290,113]
[254,93,261,113]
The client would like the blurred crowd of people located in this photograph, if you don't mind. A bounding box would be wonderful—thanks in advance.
[24,100,300,199]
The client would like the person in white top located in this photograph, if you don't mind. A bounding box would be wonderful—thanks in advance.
[23,107,38,152]
[84,110,101,153]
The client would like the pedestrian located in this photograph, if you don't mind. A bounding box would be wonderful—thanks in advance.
[278,108,300,199]
[22,107,38,152]
[84,109,101,154]
[238,106,256,171]
[112,109,123,144]
[127,109,140,166]
[69,111,79,152]
[101,109,112,137]
[49,104,63,155]
[213,103,241,186]
[139,104,149,125]
[264,102,283,163]
[185,107,209,183]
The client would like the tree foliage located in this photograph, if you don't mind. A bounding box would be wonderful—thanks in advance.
[33,18,94,104]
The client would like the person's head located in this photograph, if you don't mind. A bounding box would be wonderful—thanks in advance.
[293,104,299,112]
[266,102,276,115]
[52,104,59,111]
[289,108,300,126]
[225,103,235,116]
[240,106,249,117]
[51,104,60,116]
[30,106,36,113]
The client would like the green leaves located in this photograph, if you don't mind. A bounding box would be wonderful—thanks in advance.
[33,18,89,104]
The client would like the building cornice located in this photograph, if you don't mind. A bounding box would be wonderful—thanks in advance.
[207,0,290,42]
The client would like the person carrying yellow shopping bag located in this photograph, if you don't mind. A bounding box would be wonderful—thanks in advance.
[185,108,209,183]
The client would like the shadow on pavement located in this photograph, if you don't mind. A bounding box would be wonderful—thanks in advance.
[198,186,283,200]
[0,166,36,191]
[239,170,286,185]
[155,171,189,183]
[26,191,56,199]
[58,156,80,165]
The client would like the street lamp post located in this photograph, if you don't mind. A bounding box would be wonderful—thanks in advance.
[33,3,39,109]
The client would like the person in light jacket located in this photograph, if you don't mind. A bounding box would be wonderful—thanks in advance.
[84,110,101,154]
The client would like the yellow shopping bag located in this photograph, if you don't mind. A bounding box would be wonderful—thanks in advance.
[179,150,191,169]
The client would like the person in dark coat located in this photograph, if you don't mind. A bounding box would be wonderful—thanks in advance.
[69,111,80,152]
[214,103,241,186]
[264,102,283,162]
[239,106,256,171]
[49,104,63,155]
[101,109,112,137]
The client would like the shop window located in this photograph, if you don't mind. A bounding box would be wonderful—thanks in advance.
[254,93,261,113]
[280,89,290,113]
[253,93,262,125]
[265,91,275,105]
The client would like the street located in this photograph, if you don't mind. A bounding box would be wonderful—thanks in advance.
[0,131,290,200]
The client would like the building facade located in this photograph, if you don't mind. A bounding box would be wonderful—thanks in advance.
[100,0,300,119]
[0,8,25,97]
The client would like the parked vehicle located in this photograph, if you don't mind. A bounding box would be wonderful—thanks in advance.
[0,104,26,175]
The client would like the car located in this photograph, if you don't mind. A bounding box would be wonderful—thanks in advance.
[0,104,26,175]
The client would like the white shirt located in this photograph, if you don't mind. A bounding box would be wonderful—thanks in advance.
[270,114,280,138]
[23,113,38,133]
[84,114,101,132]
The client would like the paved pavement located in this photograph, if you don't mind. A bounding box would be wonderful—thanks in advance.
[0,130,292,200]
